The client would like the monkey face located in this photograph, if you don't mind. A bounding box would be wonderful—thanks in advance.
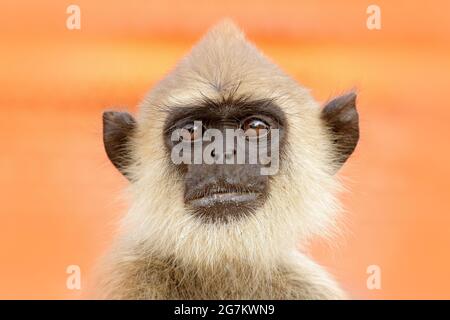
[103,91,358,227]
[102,21,359,263]
[161,97,286,223]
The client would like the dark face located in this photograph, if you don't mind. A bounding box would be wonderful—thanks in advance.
[162,96,287,223]
[103,92,359,224]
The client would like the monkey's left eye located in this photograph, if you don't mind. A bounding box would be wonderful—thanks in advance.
[241,117,270,138]
[180,122,203,142]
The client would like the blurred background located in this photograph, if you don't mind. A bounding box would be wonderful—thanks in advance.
[1,0,450,299]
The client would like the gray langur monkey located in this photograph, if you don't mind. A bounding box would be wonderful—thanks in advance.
[98,19,359,299]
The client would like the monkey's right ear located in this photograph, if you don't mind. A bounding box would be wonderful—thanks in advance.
[102,111,136,179]
[321,92,359,170]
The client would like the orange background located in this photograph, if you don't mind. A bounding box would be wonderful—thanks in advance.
[1,0,450,299]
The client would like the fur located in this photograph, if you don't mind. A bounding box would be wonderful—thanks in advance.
[97,19,347,299]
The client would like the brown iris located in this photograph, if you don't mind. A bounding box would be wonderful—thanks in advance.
[241,117,270,139]
[181,122,203,141]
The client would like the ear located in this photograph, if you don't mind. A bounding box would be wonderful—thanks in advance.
[102,111,136,179]
[321,92,359,169]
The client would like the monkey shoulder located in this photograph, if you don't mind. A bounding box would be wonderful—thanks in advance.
[279,252,347,300]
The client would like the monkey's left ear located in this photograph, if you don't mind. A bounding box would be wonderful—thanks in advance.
[321,92,359,170]
[103,111,136,180]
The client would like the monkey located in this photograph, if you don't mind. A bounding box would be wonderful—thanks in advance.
[98,19,359,300]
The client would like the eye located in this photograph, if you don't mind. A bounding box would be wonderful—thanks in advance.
[241,117,270,139]
[180,122,203,142]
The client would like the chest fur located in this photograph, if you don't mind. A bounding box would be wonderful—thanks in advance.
[120,256,300,299]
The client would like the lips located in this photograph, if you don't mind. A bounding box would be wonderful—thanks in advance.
[189,192,258,207]
[185,185,260,208]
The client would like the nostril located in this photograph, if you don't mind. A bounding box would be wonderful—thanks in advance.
[224,149,236,160]
[210,149,236,161]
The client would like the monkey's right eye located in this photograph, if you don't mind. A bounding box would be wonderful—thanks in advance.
[180,122,203,142]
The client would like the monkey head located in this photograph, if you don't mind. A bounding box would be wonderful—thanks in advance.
[102,20,359,267]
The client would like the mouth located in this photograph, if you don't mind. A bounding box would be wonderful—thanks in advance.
[185,184,261,207]
[184,184,265,223]
[188,192,259,208]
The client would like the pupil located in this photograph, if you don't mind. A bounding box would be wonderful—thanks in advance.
[185,124,197,134]
[250,120,265,129]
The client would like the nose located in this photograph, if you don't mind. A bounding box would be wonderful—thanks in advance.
[211,148,236,162]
